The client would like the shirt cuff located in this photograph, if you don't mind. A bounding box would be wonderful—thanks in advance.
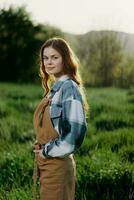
[42,143,51,158]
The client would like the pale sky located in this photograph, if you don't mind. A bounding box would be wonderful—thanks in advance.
[0,0,134,35]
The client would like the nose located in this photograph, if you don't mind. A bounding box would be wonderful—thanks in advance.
[47,58,52,65]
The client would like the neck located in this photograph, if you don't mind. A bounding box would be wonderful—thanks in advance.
[53,73,66,82]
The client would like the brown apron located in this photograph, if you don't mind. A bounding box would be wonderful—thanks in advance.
[33,97,76,200]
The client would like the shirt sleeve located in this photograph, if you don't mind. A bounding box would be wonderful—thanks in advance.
[42,83,87,158]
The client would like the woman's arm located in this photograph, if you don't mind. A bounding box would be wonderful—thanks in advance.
[41,83,87,158]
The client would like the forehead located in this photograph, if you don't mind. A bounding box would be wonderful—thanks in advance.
[43,47,61,56]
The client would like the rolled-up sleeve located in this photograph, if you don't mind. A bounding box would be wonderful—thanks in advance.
[42,84,87,158]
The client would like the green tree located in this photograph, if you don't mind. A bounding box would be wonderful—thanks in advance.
[72,31,123,87]
[0,6,63,82]
[0,7,39,82]
[88,32,123,86]
[114,55,134,88]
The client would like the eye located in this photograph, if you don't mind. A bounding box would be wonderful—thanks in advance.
[54,56,58,59]
[43,56,48,60]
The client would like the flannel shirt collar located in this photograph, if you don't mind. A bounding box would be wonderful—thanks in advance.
[51,75,70,92]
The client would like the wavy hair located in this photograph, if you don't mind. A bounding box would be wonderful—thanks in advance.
[39,37,89,112]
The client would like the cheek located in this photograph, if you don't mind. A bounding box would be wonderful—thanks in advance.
[43,60,47,66]
[55,58,63,66]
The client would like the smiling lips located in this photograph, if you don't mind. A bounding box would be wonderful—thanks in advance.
[46,67,55,70]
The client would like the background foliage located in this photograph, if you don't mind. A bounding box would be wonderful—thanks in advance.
[0,6,134,87]
[0,83,134,200]
[0,6,63,83]
[0,6,134,200]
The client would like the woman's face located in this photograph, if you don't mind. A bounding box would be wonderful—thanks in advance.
[43,46,64,78]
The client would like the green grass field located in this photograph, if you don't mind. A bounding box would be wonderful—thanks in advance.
[0,83,134,200]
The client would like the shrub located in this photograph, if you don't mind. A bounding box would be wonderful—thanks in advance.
[127,87,134,96]
[80,128,134,154]
[119,146,134,163]
[0,104,8,118]
[75,151,133,200]
[127,87,134,103]
[94,113,134,131]
[0,185,34,200]
[0,152,33,189]
[0,116,34,142]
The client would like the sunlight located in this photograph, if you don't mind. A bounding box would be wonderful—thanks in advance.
[0,0,134,34]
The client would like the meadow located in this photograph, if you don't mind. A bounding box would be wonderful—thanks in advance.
[0,83,134,200]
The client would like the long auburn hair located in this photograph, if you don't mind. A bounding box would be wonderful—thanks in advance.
[39,37,89,112]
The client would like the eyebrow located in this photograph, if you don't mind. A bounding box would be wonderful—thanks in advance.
[43,54,59,58]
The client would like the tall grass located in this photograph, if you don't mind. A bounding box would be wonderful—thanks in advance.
[0,83,134,200]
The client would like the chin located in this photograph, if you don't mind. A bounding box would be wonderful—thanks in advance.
[46,70,55,75]
[46,70,63,77]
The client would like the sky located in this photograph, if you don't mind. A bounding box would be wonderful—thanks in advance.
[0,0,134,35]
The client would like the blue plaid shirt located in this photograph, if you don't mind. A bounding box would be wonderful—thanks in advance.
[42,75,87,158]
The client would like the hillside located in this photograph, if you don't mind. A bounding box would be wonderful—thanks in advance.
[65,30,134,54]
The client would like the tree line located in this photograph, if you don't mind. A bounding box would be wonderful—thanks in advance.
[0,6,134,88]
[0,6,63,83]
[71,31,134,88]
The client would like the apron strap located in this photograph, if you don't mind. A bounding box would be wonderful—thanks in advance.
[32,153,38,200]
[38,97,51,127]
[32,144,41,200]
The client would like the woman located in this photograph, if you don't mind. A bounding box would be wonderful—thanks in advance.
[33,37,88,200]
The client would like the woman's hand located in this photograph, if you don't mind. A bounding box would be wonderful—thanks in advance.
[32,141,46,159]
[33,149,46,159]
